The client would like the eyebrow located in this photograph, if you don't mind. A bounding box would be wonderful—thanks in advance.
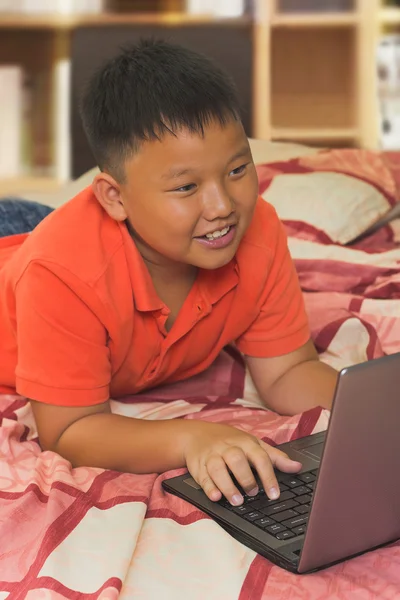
[161,145,252,181]
[227,146,252,164]
[161,167,194,181]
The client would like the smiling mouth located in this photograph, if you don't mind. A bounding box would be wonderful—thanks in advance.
[205,225,231,240]
[198,226,231,240]
[194,224,237,249]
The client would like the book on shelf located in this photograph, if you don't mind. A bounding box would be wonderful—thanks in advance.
[0,64,55,180]
[0,66,23,179]
[276,0,354,12]
[377,35,400,150]
[29,69,53,177]
[0,0,106,14]
[185,0,245,17]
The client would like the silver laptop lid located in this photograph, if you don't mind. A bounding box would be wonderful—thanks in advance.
[299,353,400,573]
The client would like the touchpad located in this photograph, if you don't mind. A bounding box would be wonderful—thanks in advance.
[298,442,324,460]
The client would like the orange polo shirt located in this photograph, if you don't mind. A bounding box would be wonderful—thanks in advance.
[0,188,310,407]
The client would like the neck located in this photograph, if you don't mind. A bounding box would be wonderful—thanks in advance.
[144,255,198,286]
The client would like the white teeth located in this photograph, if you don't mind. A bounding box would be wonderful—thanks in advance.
[205,226,230,240]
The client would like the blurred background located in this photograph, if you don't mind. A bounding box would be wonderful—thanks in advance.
[0,0,398,198]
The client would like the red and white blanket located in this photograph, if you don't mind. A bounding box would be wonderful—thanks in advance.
[2,222,400,598]
[2,150,400,598]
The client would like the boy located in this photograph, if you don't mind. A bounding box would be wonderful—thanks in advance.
[0,40,337,508]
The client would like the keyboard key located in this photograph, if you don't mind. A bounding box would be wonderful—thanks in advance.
[251,490,295,510]
[298,472,316,484]
[244,510,265,522]
[296,494,312,505]
[296,504,310,515]
[275,530,295,540]
[273,509,299,523]
[307,482,315,491]
[272,490,295,502]
[232,504,254,515]
[292,525,307,535]
[254,516,275,528]
[249,499,266,511]
[262,499,299,516]
[282,515,308,529]
[266,523,287,535]
[243,495,258,505]
[263,479,289,493]
[278,476,303,489]
[292,486,310,496]
[311,469,319,476]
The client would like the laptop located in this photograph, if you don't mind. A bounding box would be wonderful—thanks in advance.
[163,352,400,573]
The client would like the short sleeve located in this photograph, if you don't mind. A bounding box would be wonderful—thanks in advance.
[15,262,111,406]
[235,215,310,358]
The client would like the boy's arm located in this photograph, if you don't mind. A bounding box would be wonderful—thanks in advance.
[31,398,190,473]
[30,399,303,504]
[245,339,338,415]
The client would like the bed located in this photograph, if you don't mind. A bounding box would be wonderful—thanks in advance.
[1,143,400,599]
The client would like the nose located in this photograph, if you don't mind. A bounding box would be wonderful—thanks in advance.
[202,185,234,221]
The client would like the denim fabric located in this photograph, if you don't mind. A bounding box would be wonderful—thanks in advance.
[0,198,54,238]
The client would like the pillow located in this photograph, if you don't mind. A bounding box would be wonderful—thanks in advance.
[248,138,318,165]
[256,149,399,245]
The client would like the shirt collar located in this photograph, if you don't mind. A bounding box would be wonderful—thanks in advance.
[197,259,239,306]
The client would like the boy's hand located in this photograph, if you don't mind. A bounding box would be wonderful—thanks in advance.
[182,421,302,506]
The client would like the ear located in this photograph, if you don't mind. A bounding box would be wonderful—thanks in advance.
[91,172,127,222]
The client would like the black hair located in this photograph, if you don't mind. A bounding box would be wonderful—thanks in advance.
[80,39,241,181]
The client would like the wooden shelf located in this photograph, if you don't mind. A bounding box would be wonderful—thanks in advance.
[271,12,358,28]
[0,176,62,197]
[0,0,389,179]
[270,127,359,141]
[0,12,251,30]
[379,7,400,24]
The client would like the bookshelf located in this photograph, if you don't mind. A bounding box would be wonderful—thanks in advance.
[0,11,242,29]
[0,0,396,195]
[253,0,390,150]
[380,6,400,24]
[270,12,359,27]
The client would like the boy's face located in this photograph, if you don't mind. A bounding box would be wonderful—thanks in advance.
[119,118,259,272]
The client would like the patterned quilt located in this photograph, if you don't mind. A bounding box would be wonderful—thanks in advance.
[2,152,400,598]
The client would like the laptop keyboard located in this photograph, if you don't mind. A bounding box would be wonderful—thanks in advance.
[219,470,318,541]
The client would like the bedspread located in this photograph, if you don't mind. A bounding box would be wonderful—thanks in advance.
[2,220,400,599]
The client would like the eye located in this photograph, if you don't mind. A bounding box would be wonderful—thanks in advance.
[173,183,196,193]
[229,163,248,177]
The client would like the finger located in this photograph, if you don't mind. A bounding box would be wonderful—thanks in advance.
[223,446,259,497]
[248,445,281,500]
[260,441,302,473]
[206,454,244,506]
[196,470,222,502]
